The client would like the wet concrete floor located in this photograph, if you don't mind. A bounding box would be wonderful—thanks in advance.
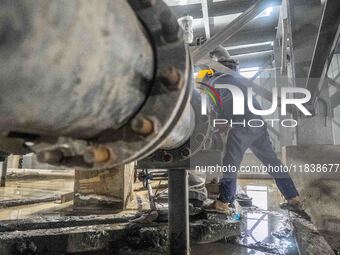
[0,174,74,220]
[193,179,299,255]
[0,175,299,254]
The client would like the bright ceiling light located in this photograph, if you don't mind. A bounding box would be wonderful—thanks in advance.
[257,7,273,18]
[226,41,274,51]
[163,0,201,6]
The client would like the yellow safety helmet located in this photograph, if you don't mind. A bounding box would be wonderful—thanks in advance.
[195,69,215,82]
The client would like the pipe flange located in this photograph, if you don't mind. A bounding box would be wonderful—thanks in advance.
[146,89,212,163]
[87,0,192,169]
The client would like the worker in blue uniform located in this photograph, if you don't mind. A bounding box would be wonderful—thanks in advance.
[201,46,301,214]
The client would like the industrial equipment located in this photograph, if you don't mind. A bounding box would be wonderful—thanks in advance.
[0,1,222,254]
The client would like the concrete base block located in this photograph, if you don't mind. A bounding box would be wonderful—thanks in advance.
[74,163,135,210]
[282,145,340,249]
[289,212,335,255]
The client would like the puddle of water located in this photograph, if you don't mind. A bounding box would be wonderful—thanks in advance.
[192,241,268,255]
[0,176,74,220]
[194,180,299,255]
[238,180,298,255]
[0,176,74,200]
[0,201,73,220]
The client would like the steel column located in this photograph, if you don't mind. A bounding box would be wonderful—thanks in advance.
[281,18,288,75]
[0,157,8,187]
[201,0,211,39]
[305,0,340,106]
[168,169,189,255]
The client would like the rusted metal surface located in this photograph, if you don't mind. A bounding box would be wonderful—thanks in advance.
[160,66,183,91]
[83,147,111,164]
[0,0,154,138]
[0,0,192,170]
[130,116,155,137]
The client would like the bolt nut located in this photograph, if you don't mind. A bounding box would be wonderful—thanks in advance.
[163,153,173,162]
[37,150,63,164]
[160,11,180,43]
[195,134,205,143]
[181,148,191,157]
[84,147,111,164]
[131,116,154,136]
[160,66,182,91]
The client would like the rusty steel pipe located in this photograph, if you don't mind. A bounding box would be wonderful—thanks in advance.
[0,0,154,138]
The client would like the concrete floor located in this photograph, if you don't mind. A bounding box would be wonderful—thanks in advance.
[193,179,298,255]
[0,174,74,220]
[0,175,74,200]
[0,174,299,254]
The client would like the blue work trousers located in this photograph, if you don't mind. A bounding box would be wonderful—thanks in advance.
[219,126,299,203]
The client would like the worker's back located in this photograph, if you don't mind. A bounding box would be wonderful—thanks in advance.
[209,72,264,126]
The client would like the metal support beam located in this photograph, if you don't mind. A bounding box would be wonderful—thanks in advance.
[267,125,280,137]
[223,29,275,48]
[228,43,273,58]
[331,90,340,109]
[192,0,280,63]
[251,70,263,81]
[305,0,340,106]
[168,169,189,255]
[201,0,210,39]
[281,18,288,75]
[0,157,8,187]
[333,71,340,82]
[328,77,340,88]
[233,50,273,69]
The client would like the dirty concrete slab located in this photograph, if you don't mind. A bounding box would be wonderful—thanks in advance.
[192,241,276,255]
[0,219,240,255]
[289,211,335,255]
[0,213,139,232]
[319,230,340,254]
[0,201,73,221]
[0,176,328,254]
[0,222,130,255]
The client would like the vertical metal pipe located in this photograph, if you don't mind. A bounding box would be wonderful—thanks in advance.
[168,169,190,255]
[281,18,288,75]
[0,157,8,187]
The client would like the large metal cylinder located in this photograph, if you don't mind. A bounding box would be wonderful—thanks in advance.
[0,0,154,138]
[160,102,195,150]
